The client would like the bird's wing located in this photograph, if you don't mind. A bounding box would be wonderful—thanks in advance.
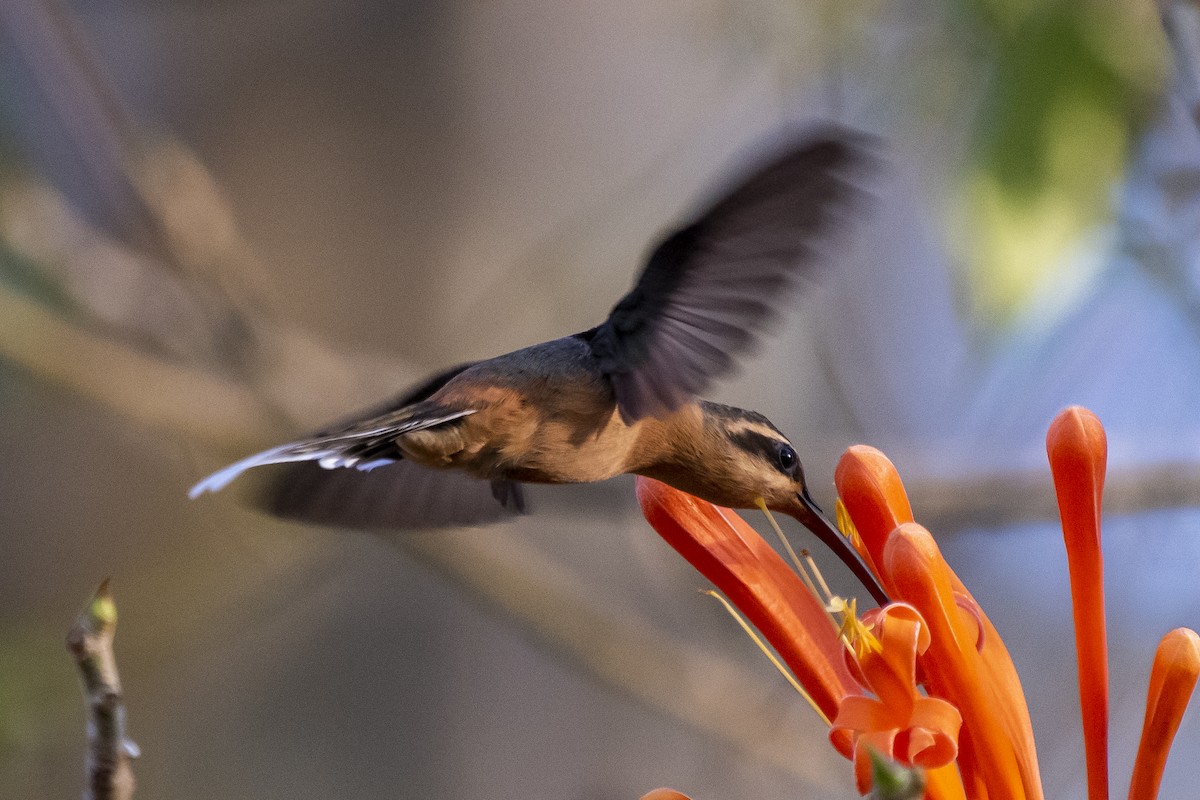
[262,460,525,530]
[191,361,527,529]
[586,128,874,421]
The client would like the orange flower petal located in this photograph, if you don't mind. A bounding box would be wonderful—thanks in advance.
[856,605,925,714]
[636,477,859,720]
[884,523,1026,800]
[1047,406,1109,800]
[956,732,990,800]
[1127,628,1200,800]
[952,585,1044,800]
[906,697,962,768]
[854,740,874,796]
[640,790,692,800]
[835,445,916,579]
[830,724,855,760]
[835,695,897,733]
[924,762,969,800]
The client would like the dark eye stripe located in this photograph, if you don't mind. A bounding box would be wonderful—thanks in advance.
[729,430,791,473]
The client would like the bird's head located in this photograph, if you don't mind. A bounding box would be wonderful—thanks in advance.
[662,401,887,605]
[652,402,813,511]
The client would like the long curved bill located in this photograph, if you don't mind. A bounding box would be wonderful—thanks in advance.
[789,488,889,606]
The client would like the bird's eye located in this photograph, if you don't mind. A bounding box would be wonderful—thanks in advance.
[775,443,799,476]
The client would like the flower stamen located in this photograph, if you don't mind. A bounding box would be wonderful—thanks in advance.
[703,589,832,726]
[804,548,837,605]
[756,497,826,607]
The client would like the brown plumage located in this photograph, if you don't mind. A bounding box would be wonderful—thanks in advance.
[190,127,886,604]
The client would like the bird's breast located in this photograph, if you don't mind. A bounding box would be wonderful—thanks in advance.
[503,406,641,483]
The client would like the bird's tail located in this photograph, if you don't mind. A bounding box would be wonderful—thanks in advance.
[188,407,477,498]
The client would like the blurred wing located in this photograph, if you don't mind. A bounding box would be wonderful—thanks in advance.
[261,460,526,530]
[587,128,875,420]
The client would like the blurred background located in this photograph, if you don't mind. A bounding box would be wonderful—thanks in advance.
[1,0,1198,798]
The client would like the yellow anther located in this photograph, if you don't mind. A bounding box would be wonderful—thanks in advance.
[829,595,881,658]
[836,498,866,556]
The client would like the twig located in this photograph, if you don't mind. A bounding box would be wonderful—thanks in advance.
[66,580,138,800]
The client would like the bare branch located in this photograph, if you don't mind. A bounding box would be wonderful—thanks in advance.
[66,581,137,800]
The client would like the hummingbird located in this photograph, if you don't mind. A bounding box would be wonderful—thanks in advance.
[190,128,886,604]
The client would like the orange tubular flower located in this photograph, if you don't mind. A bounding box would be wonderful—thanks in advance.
[637,406,1199,800]
[834,444,916,580]
[640,790,693,800]
[836,447,1043,800]
[831,603,962,795]
[1046,406,1109,800]
[1128,628,1200,800]
[884,523,1027,800]
[637,476,961,798]
[636,476,859,720]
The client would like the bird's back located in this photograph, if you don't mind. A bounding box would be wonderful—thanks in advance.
[422,335,641,484]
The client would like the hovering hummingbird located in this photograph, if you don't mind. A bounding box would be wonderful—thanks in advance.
[190,128,886,604]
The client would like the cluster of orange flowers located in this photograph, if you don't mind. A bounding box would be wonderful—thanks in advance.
[635,407,1200,799]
